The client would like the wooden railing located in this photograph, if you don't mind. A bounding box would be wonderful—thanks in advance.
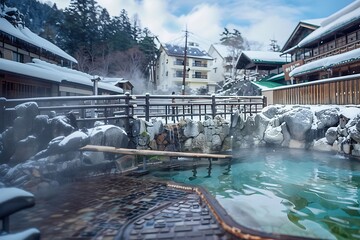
[264,74,360,105]
[304,39,360,64]
[0,94,266,132]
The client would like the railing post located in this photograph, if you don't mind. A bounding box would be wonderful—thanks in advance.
[211,94,216,119]
[145,93,150,122]
[0,97,6,132]
[263,96,267,108]
[125,92,130,132]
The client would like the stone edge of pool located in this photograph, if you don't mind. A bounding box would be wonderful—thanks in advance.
[166,182,318,240]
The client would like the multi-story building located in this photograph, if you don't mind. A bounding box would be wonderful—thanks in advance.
[284,0,360,83]
[156,42,214,93]
[207,44,237,83]
[0,5,122,98]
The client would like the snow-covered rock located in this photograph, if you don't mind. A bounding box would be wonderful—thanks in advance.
[283,107,313,141]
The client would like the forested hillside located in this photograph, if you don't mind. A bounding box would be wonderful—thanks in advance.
[3,0,158,93]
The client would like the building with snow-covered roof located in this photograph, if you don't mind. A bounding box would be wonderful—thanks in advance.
[156,42,214,93]
[0,4,123,98]
[285,0,360,83]
[282,18,323,54]
[236,51,290,81]
[207,44,237,83]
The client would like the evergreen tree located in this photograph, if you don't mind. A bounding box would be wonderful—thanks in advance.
[220,28,246,80]
[269,39,281,52]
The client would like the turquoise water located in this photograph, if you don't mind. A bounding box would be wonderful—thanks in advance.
[149,148,360,239]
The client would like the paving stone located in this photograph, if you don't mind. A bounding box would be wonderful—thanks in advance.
[141,228,159,234]
[156,232,176,239]
[202,216,212,220]
[185,231,204,238]
[174,225,193,232]
[145,215,154,220]
[167,218,183,223]
[159,227,170,233]
[135,219,145,225]
[179,204,191,208]
[144,233,158,239]
[201,220,210,225]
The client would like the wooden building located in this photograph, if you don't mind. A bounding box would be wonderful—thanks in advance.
[283,1,360,83]
[0,5,122,99]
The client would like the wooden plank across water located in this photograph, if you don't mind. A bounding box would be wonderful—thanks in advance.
[81,145,232,159]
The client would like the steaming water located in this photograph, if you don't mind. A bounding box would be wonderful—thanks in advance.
[149,148,360,239]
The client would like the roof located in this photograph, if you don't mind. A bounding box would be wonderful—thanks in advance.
[298,0,360,47]
[259,73,285,82]
[289,47,360,77]
[0,8,77,64]
[210,44,232,58]
[236,51,290,70]
[281,18,323,52]
[252,81,285,90]
[0,58,123,94]
[163,43,212,60]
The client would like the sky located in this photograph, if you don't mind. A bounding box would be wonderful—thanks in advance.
[42,0,356,51]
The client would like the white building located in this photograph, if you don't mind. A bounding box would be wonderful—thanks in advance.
[207,44,236,83]
[156,42,214,93]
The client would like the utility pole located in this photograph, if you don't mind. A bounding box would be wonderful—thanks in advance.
[182,28,188,95]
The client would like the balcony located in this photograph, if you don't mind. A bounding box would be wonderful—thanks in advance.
[304,39,360,64]
[192,74,207,79]
[192,62,207,67]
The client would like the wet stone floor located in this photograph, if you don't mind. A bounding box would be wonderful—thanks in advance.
[12,174,234,240]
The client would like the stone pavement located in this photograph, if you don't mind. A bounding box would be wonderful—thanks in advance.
[11,174,234,240]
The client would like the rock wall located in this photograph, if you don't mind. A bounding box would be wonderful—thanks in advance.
[232,105,360,157]
[129,116,232,154]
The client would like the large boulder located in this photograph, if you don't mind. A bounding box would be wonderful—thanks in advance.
[183,119,202,138]
[325,127,338,145]
[313,138,333,152]
[283,108,313,141]
[15,102,39,120]
[315,108,339,129]
[264,125,283,145]
[89,125,128,148]
[10,135,40,165]
[58,131,90,152]
[49,115,74,138]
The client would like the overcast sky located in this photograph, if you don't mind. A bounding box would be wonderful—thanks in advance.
[43,0,355,50]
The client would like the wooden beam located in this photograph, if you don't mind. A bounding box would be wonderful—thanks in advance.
[81,145,232,159]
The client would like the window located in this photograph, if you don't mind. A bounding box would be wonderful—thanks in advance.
[214,67,217,73]
[347,32,357,43]
[336,36,346,47]
[174,58,183,65]
[12,52,24,62]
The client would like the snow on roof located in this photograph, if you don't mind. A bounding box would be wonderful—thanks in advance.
[298,0,360,47]
[300,18,324,27]
[242,51,290,63]
[0,58,123,93]
[211,44,232,58]
[0,16,77,64]
[163,43,212,60]
[289,48,360,77]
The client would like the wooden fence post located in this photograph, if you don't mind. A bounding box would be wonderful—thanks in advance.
[145,93,150,122]
[211,94,216,119]
[0,97,6,132]
[263,96,267,108]
[124,92,130,133]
